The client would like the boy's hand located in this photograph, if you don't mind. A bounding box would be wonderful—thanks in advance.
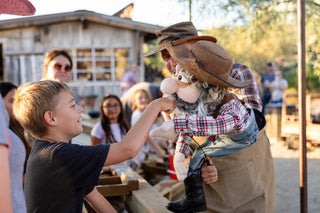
[201,157,218,184]
[154,97,175,114]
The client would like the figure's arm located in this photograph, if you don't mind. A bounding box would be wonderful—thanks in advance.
[105,98,174,166]
[174,99,249,136]
[173,134,191,181]
[175,134,192,157]
[84,187,116,213]
[230,63,262,111]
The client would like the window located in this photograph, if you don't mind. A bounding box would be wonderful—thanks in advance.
[69,47,129,82]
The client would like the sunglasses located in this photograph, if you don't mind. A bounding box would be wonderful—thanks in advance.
[53,63,72,72]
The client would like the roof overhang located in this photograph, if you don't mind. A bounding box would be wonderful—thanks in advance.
[0,10,161,42]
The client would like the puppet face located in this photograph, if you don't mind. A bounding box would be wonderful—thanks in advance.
[161,65,201,104]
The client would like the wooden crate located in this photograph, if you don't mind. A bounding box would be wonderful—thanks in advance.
[96,166,139,197]
[141,160,169,176]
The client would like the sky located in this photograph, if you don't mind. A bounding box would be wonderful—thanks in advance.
[0,0,221,30]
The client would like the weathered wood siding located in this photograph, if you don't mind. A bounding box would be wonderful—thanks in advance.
[0,19,147,112]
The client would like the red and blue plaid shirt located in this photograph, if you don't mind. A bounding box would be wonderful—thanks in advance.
[173,98,251,157]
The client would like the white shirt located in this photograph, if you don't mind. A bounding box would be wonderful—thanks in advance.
[91,121,123,144]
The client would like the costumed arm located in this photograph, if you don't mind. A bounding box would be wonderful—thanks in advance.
[174,99,249,136]
[149,120,191,181]
[230,63,262,111]
[174,134,192,181]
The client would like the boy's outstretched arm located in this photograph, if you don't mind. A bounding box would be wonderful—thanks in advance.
[105,97,174,165]
[84,187,116,213]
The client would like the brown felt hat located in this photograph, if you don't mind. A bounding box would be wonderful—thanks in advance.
[144,21,217,57]
[165,38,252,88]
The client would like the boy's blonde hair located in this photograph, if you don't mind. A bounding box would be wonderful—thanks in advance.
[13,80,72,138]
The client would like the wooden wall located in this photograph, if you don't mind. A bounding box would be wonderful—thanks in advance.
[0,20,146,112]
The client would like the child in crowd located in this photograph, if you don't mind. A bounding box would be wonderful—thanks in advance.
[131,89,166,167]
[91,94,130,166]
[1,81,29,213]
[91,94,130,146]
[0,82,31,179]
[13,80,174,213]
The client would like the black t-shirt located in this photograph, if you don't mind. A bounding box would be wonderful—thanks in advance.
[24,140,109,213]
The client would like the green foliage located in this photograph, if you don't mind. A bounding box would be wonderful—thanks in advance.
[200,0,320,92]
[144,0,320,92]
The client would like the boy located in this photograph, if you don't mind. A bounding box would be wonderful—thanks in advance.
[13,80,174,213]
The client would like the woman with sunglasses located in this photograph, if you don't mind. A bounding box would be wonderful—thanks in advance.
[42,49,73,83]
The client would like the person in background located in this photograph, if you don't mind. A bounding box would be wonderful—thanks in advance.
[0,81,31,180]
[130,89,166,168]
[145,21,274,213]
[13,80,175,213]
[42,49,73,83]
[121,82,162,122]
[0,1,35,212]
[0,95,14,213]
[261,61,276,114]
[0,81,28,213]
[270,70,288,104]
[91,94,130,146]
[91,94,131,171]
[120,63,139,94]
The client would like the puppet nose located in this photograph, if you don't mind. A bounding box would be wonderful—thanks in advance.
[160,78,178,95]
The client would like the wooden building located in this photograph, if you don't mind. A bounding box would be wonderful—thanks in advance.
[0,10,160,111]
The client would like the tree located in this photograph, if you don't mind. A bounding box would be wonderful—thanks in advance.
[184,0,320,92]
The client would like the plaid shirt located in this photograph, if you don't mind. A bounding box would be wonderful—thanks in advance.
[229,63,262,111]
[173,99,251,157]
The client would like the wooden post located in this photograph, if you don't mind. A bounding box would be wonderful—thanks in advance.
[297,0,307,212]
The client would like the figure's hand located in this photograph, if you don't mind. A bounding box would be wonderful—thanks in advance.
[150,120,177,141]
[201,157,218,184]
[174,152,187,181]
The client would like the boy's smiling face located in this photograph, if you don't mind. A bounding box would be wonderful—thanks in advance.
[52,91,83,141]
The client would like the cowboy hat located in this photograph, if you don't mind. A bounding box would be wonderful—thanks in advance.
[144,21,217,57]
[165,37,252,88]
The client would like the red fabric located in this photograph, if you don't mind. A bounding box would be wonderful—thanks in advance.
[0,0,36,16]
[169,154,177,180]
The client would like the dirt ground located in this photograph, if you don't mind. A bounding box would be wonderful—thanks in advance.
[270,138,320,213]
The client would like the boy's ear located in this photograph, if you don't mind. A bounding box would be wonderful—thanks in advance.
[43,111,57,126]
